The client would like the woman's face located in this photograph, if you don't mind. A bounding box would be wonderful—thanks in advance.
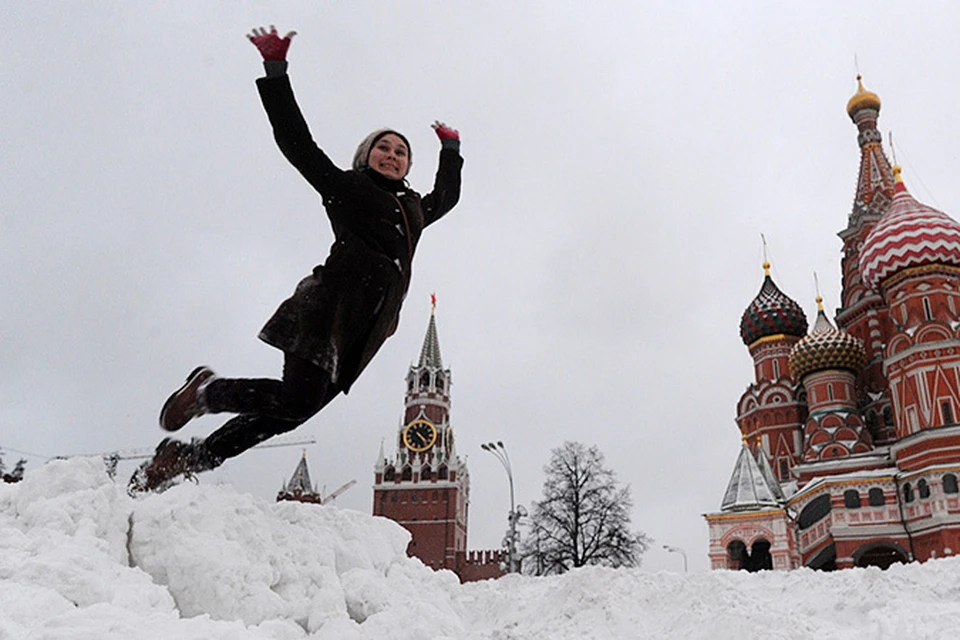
[367,134,409,180]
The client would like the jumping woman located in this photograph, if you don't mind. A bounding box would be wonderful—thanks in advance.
[130,26,462,492]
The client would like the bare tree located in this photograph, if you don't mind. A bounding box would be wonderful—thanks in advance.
[0,448,26,483]
[522,441,650,575]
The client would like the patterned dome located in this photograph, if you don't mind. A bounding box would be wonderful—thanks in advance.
[859,167,960,291]
[740,264,808,346]
[788,300,867,381]
[846,75,881,117]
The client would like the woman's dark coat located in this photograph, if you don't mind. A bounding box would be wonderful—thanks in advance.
[255,74,462,394]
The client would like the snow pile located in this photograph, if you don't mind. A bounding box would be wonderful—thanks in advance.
[4,458,960,639]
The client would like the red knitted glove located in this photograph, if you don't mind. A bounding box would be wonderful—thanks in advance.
[432,121,460,141]
[248,25,296,61]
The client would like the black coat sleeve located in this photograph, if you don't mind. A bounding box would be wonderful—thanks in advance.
[256,75,350,199]
[420,147,463,227]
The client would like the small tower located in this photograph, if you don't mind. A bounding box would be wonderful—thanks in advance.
[705,438,796,571]
[373,297,471,573]
[277,452,322,504]
[788,296,873,482]
[736,261,808,482]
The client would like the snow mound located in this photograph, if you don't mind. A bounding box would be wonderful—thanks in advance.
[4,457,960,639]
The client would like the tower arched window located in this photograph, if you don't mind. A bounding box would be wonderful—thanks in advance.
[419,371,431,389]
[903,483,914,503]
[421,467,433,482]
[942,401,955,426]
[438,465,448,480]
[401,466,412,482]
[436,373,445,392]
[384,466,396,482]
[943,474,959,494]
[844,489,861,509]
[868,487,885,506]
[918,479,930,499]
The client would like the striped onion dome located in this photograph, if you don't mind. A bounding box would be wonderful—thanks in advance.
[859,167,960,291]
[788,298,867,381]
[846,75,881,117]
[740,263,809,346]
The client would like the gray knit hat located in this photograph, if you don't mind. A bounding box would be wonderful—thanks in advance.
[352,129,412,176]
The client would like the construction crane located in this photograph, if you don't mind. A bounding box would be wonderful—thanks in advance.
[87,435,318,479]
[319,479,357,505]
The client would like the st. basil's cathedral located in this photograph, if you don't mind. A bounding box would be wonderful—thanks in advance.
[705,77,960,571]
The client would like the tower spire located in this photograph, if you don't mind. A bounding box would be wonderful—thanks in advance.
[418,295,443,369]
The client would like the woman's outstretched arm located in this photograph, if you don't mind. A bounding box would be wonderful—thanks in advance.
[249,26,348,199]
[421,121,463,227]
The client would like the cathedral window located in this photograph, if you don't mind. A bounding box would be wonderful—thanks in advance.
[844,489,861,509]
[950,295,957,316]
[943,474,959,494]
[868,488,885,506]
[773,360,780,380]
[828,384,835,401]
[923,297,933,321]
[901,305,908,325]
[942,401,955,426]
[919,479,930,499]
[798,495,832,530]
[903,483,915,503]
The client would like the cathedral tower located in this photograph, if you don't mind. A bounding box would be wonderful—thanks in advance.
[736,262,808,482]
[836,76,898,444]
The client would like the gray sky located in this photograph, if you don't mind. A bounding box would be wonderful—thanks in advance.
[4,1,960,572]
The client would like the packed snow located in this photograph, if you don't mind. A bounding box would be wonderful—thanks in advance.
[4,458,960,639]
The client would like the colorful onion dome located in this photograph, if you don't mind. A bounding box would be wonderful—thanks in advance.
[859,166,960,291]
[847,75,882,117]
[740,262,809,346]
[788,298,867,381]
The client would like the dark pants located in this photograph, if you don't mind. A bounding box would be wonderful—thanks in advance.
[200,353,337,464]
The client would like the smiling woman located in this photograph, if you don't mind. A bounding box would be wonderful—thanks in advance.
[129,24,464,494]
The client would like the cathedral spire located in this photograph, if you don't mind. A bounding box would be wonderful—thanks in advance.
[847,75,895,223]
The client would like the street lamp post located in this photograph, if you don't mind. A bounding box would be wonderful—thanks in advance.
[482,441,520,573]
[663,544,688,573]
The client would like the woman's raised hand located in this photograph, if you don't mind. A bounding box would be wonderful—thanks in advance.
[432,121,460,142]
[248,25,296,61]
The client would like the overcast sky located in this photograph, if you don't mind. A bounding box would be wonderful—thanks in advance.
[4,2,960,573]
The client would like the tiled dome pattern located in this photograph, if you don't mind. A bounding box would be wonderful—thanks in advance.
[740,273,809,346]
[788,310,867,381]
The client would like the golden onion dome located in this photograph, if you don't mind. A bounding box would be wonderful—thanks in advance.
[847,75,881,117]
[788,298,867,381]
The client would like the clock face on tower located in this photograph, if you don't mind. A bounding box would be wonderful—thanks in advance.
[403,419,438,452]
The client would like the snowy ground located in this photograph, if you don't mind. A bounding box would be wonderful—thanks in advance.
[3,458,960,639]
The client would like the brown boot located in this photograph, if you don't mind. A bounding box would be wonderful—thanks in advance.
[159,366,216,432]
[127,437,218,494]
